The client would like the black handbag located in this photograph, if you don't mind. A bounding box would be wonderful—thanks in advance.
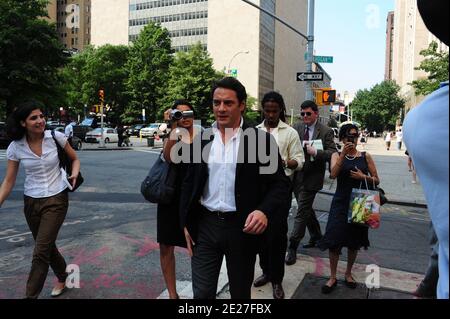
[141,152,177,204]
[51,130,84,192]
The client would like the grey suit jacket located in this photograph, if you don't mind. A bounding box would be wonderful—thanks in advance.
[293,121,337,192]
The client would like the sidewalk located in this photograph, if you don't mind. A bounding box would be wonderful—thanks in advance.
[217,255,423,299]
[321,137,427,207]
[81,137,164,151]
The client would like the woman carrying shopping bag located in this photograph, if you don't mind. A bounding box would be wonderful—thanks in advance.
[318,124,380,294]
[0,101,80,299]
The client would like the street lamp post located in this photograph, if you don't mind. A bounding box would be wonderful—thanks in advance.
[228,51,250,75]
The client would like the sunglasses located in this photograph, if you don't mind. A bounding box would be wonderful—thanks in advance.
[301,112,313,117]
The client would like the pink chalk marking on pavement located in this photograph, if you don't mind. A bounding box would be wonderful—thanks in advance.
[313,257,326,277]
[70,247,111,266]
[121,236,160,257]
[92,274,122,289]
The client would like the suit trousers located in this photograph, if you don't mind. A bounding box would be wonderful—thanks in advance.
[418,223,439,295]
[23,191,69,299]
[289,190,322,249]
[258,204,290,284]
[192,208,259,299]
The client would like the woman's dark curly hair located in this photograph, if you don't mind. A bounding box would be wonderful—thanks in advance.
[339,124,359,141]
[6,100,44,141]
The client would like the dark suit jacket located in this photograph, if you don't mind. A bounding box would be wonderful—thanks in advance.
[293,121,337,192]
[179,122,291,240]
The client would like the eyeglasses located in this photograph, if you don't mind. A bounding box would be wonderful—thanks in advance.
[301,112,313,117]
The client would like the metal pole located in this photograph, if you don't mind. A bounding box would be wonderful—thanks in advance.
[99,102,105,148]
[228,51,249,74]
[306,0,315,101]
[241,0,308,41]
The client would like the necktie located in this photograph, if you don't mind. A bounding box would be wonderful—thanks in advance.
[304,126,310,142]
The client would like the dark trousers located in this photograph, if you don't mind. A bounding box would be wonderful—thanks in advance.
[258,205,289,284]
[192,208,259,299]
[24,191,69,299]
[418,223,439,295]
[289,190,322,250]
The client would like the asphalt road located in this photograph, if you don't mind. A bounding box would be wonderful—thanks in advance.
[0,148,430,299]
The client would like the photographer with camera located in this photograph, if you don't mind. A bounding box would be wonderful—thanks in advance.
[155,100,196,299]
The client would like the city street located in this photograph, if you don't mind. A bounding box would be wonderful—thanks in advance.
[0,137,430,299]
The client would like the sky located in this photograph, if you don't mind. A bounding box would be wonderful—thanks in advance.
[314,0,395,95]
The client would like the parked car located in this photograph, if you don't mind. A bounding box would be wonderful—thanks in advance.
[126,124,146,137]
[140,123,164,137]
[0,122,12,149]
[53,126,83,150]
[85,128,118,144]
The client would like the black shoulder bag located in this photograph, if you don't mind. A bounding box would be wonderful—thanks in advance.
[141,152,178,204]
[51,130,84,192]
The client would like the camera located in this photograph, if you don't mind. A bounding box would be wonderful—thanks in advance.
[169,110,194,121]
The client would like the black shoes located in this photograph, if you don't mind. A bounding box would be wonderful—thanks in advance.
[321,278,338,294]
[272,283,285,299]
[285,248,297,266]
[344,276,358,289]
[253,274,270,288]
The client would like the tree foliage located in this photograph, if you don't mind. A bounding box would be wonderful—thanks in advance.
[411,41,449,96]
[124,22,173,124]
[0,0,66,116]
[351,81,405,132]
[162,43,223,124]
[60,45,129,124]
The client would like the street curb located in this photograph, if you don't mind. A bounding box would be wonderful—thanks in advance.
[81,148,133,151]
[318,189,428,209]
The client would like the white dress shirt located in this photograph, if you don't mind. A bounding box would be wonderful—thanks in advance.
[257,120,304,177]
[201,119,244,212]
[7,130,68,198]
[65,123,74,138]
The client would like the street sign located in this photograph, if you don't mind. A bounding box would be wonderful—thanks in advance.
[314,56,334,63]
[229,69,238,78]
[296,72,324,82]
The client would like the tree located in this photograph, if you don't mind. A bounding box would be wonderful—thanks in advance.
[0,0,66,116]
[125,22,173,124]
[60,45,130,124]
[351,81,405,132]
[411,41,449,96]
[162,43,223,124]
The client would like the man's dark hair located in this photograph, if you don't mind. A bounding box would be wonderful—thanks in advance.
[211,77,247,105]
[301,100,319,112]
[6,100,45,141]
[262,91,287,122]
[172,99,194,111]
[417,0,449,46]
[339,124,359,141]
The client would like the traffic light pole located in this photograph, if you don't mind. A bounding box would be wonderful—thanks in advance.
[306,0,315,101]
[240,0,314,101]
[99,101,106,148]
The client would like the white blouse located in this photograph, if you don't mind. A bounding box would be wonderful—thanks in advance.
[7,130,68,198]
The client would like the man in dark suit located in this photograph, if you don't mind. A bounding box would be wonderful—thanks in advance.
[285,100,337,266]
[179,77,290,299]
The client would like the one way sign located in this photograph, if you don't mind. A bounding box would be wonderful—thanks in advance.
[296,72,324,82]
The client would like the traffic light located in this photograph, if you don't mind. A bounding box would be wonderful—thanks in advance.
[322,90,336,104]
[99,89,105,103]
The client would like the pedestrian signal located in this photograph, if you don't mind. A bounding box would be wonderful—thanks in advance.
[322,90,336,103]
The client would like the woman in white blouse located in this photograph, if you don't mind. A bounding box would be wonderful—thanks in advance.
[0,101,80,299]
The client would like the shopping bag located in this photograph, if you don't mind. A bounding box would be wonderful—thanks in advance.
[348,186,381,229]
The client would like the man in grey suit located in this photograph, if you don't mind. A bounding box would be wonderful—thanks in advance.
[286,100,337,266]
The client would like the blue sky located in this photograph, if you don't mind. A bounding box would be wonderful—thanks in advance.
[314,0,395,95]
